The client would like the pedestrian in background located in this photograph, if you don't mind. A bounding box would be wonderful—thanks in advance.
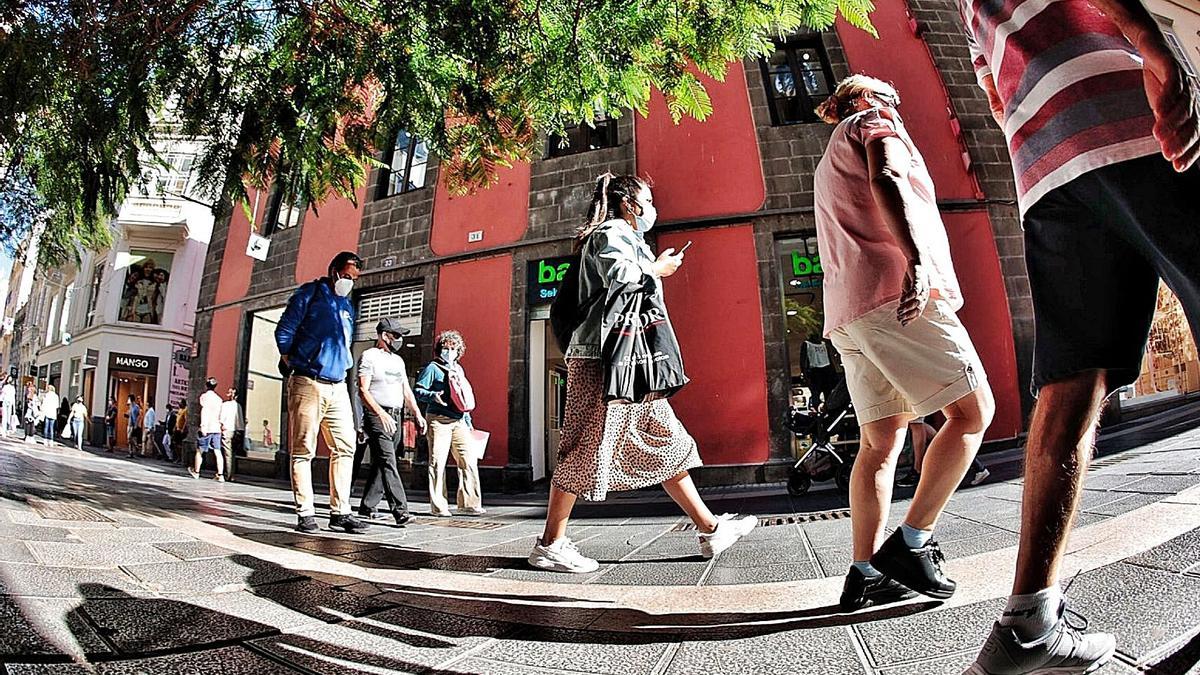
[219,387,244,481]
[22,382,36,439]
[813,76,995,611]
[104,398,118,451]
[68,397,88,451]
[125,395,141,458]
[275,251,369,534]
[141,399,157,457]
[162,404,177,461]
[0,375,15,437]
[190,378,225,481]
[896,416,989,488]
[40,385,60,446]
[416,330,485,518]
[357,318,426,525]
[528,173,757,574]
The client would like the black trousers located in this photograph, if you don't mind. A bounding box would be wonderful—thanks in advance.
[359,409,409,515]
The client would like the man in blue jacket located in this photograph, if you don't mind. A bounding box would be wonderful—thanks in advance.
[276,251,369,534]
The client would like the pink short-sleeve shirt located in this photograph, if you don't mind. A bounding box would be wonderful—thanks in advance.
[814,108,962,337]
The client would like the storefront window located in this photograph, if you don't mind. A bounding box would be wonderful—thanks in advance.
[118,250,173,325]
[1120,283,1200,403]
[776,236,831,409]
[245,307,286,457]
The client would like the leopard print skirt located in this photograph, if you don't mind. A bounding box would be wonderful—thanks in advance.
[551,358,702,501]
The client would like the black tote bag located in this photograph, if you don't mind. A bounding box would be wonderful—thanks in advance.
[600,282,689,404]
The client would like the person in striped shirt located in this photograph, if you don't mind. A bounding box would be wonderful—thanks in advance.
[959,1,1199,673]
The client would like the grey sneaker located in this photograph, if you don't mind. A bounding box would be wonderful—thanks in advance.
[964,603,1116,675]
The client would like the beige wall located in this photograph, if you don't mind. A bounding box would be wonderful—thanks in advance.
[1145,0,1200,77]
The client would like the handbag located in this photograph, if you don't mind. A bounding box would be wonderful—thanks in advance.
[601,282,689,404]
[437,363,477,412]
[467,428,490,461]
[61,424,72,440]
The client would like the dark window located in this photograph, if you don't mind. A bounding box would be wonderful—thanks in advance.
[377,129,429,199]
[548,116,618,158]
[263,185,303,236]
[759,36,835,125]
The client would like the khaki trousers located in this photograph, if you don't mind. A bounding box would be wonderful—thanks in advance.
[288,376,356,517]
[426,414,482,513]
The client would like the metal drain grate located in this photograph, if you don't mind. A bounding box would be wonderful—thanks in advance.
[672,509,851,532]
[28,498,115,523]
[409,517,507,530]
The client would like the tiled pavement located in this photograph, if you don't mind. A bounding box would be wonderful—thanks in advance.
[0,404,1198,674]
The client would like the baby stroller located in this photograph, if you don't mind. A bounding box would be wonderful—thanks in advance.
[784,378,860,496]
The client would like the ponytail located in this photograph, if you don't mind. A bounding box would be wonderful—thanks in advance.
[576,172,646,245]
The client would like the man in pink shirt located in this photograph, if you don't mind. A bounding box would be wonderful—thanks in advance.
[813,75,996,612]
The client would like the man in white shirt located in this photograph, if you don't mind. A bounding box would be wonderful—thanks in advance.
[0,376,16,437]
[219,387,244,481]
[40,385,61,446]
[356,318,426,525]
[191,377,226,481]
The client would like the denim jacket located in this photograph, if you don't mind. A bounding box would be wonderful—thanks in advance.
[566,219,660,359]
[275,279,355,382]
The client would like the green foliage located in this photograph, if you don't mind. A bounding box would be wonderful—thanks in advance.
[0,0,874,264]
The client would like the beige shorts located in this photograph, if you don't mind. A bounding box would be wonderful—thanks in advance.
[829,299,985,425]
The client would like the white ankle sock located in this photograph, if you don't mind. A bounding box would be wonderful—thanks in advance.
[1000,586,1063,641]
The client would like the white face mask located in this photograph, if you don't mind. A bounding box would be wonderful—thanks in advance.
[635,199,657,232]
[440,349,457,363]
[333,277,354,297]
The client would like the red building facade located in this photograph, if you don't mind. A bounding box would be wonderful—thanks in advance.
[192,0,1033,490]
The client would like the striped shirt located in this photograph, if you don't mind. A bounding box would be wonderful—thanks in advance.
[960,0,1158,216]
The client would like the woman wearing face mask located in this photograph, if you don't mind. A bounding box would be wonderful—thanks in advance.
[415,330,485,517]
[527,173,758,575]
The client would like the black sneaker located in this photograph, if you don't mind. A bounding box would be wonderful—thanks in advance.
[839,566,918,611]
[896,469,920,488]
[870,529,956,599]
[357,508,383,521]
[393,511,412,527]
[329,513,370,534]
[296,515,319,533]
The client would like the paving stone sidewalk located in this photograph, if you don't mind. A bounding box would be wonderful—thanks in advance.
[0,404,1198,674]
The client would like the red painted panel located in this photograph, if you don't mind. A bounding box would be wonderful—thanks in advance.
[433,255,513,466]
[658,225,771,465]
[834,1,979,199]
[430,165,531,256]
[295,188,366,283]
[206,305,243,396]
[215,199,254,304]
[944,212,1022,440]
[636,64,767,222]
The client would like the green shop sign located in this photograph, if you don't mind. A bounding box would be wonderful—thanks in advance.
[527,256,574,305]
[788,251,823,289]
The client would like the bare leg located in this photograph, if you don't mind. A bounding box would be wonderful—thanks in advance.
[662,471,719,534]
[192,446,204,474]
[909,421,928,473]
[850,415,911,561]
[1013,371,1107,595]
[905,386,995,530]
[540,484,578,545]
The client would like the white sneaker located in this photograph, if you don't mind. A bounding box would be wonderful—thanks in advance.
[458,507,487,516]
[528,537,600,574]
[698,514,757,559]
[970,467,991,486]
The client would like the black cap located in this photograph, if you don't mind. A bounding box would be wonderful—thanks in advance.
[328,251,363,275]
[376,317,411,336]
[205,377,218,389]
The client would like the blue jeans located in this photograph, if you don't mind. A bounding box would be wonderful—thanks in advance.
[43,418,56,441]
[72,419,84,449]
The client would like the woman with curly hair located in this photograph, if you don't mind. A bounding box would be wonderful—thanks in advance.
[415,330,485,517]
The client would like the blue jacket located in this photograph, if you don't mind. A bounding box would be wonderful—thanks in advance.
[275,279,355,383]
[415,361,469,423]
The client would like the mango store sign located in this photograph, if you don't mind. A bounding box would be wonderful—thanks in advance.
[527,257,573,305]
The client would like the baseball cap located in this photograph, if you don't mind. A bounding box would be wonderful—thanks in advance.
[376,317,412,336]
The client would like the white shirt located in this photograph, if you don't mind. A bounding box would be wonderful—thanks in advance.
[358,347,409,410]
[219,399,244,432]
[1,384,15,405]
[41,393,60,419]
[144,407,157,429]
[199,390,223,435]
[804,340,831,369]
